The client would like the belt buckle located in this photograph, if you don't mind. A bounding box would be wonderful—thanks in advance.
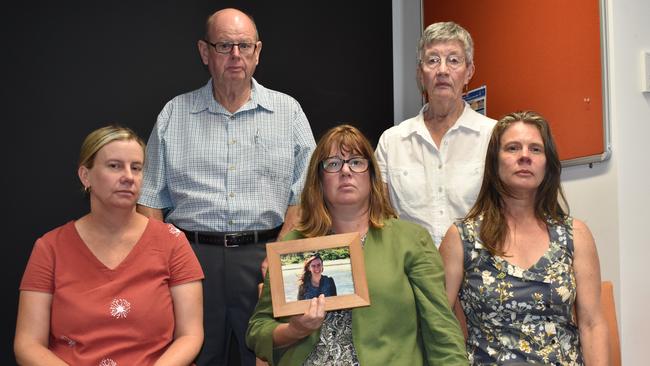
[223,233,239,248]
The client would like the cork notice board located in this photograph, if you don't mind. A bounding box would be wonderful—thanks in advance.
[423,0,611,166]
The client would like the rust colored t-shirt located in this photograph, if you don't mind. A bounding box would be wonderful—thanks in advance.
[20,219,204,365]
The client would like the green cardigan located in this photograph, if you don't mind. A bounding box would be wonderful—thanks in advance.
[246,218,468,365]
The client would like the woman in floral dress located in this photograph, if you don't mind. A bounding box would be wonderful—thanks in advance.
[439,111,609,365]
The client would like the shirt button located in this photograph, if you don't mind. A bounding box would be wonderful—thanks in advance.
[229,139,237,145]
[438,164,442,169]
[229,165,235,171]
[438,187,443,193]
[403,171,408,176]
[229,115,235,120]
[229,192,235,198]
[228,220,234,225]
[439,210,444,215]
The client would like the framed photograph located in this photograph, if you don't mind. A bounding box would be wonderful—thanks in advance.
[265,232,370,317]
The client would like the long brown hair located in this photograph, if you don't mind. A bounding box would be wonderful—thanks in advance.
[467,111,568,255]
[296,124,396,237]
[297,254,322,299]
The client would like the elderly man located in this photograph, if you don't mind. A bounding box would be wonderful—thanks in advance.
[137,8,315,365]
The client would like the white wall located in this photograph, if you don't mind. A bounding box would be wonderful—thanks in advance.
[392,0,424,123]
[562,163,620,290]
[392,0,649,363]
[605,0,650,362]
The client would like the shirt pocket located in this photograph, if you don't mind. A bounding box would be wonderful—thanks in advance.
[446,162,484,206]
[254,135,293,185]
[386,166,429,210]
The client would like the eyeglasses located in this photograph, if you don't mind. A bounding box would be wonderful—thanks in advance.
[204,40,257,55]
[421,54,466,70]
[321,156,369,173]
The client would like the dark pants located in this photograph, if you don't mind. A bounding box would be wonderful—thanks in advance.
[190,240,267,366]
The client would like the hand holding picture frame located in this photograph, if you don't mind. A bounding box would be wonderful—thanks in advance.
[265,232,370,317]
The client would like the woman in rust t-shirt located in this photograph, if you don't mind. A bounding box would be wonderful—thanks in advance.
[14,125,204,365]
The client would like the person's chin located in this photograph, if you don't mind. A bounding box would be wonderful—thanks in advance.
[110,199,137,209]
[225,68,247,77]
[335,199,363,207]
[430,90,460,100]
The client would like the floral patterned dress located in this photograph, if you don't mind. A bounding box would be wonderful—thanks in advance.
[303,310,359,366]
[456,215,584,365]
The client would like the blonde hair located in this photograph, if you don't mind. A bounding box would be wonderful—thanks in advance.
[78,125,145,169]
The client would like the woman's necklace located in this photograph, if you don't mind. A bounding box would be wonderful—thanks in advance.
[360,232,367,248]
[329,229,368,242]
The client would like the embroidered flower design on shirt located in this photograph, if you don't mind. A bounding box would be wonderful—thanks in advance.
[168,224,181,237]
[99,358,117,366]
[109,298,131,319]
[61,336,76,347]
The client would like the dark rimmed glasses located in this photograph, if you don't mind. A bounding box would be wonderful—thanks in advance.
[204,40,257,55]
[321,157,369,173]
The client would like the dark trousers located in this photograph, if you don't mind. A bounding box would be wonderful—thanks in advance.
[190,240,267,366]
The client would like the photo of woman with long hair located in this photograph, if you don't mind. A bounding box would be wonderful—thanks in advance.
[297,254,337,300]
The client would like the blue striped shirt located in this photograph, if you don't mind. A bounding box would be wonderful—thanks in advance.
[138,79,316,232]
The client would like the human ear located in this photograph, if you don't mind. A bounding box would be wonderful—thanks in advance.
[198,40,210,66]
[78,165,90,189]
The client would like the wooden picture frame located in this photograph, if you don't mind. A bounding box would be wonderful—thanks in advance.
[266,232,370,318]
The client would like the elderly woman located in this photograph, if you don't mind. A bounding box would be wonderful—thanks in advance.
[246,124,466,365]
[376,21,496,247]
[297,254,337,300]
[14,126,204,365]
[439,111,609,365]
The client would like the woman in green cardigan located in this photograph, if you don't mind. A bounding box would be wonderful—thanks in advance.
[246,124,467,365]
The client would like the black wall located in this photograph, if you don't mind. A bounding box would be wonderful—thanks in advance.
[0,1,393,363]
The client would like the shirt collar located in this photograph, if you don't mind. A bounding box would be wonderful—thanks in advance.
[191,78,273,114]
[399,102,482,139]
